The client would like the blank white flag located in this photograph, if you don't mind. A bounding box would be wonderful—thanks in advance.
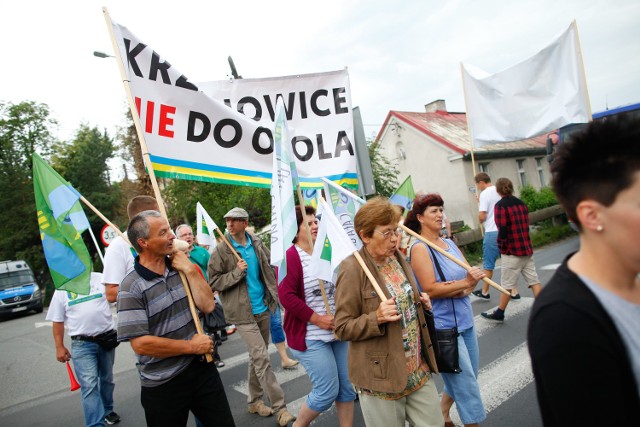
[462,21,590,147]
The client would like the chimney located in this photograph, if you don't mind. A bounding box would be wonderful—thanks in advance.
[425,99,446,113]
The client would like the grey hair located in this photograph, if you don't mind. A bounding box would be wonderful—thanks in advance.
[127,210,162,253]
[175,224,193,236]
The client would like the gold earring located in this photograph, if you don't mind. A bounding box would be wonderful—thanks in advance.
[596,225,604,232]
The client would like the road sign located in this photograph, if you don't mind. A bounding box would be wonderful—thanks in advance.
[100,224,117,247]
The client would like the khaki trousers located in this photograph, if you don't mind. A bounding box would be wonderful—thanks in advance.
[358,378,444,427]
[237,310,287,414]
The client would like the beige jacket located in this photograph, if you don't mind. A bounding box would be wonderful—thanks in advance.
[334,247,438,393]
[208,232,278,325]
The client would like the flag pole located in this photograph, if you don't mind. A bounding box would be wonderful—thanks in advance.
[87,226,104,264]
[319,197,387,302]
[103,7,211,362]
[299,185,332,315]
[321,177,366,205]
[460,62,484,237]
[80,196,130,245]
[214,228,242,262]
[572,20,592,121]
[400,224,510,295]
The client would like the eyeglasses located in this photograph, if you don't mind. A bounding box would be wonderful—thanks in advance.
[374,228,402,240]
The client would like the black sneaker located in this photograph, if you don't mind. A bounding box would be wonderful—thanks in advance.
[104,412,121,425]
[481,311,504,322]
[511,293,521,300]
[471,290,490,300]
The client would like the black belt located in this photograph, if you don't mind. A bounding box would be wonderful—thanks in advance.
[71,330,115,341]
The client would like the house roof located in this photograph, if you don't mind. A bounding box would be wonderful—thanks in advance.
[376,109,548,157]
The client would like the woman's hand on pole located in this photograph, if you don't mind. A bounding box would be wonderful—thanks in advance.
[376,297,402,324]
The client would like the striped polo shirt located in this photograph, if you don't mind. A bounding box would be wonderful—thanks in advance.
[117,256,197,387]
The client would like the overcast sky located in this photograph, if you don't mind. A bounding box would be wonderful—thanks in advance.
[2,0,639,148]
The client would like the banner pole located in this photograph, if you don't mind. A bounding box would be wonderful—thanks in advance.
[572,19,592,121]
[87,226,105,264]
[103,7,211,362]
[460,62,484,237]
[401,224,510,295]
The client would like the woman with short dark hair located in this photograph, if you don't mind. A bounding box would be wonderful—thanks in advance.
[528,116,640,426]
[405,193,487,427]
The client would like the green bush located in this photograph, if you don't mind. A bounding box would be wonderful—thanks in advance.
[520,185,558,211]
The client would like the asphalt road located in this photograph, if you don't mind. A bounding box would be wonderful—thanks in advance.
[0,236,579,426]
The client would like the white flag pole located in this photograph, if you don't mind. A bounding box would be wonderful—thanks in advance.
[103,7,211,362]
[87,226,104,264]
[571,20,592,121]
[460,62,484,237]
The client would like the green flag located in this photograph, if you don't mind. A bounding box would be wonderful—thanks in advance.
[389,176,416,214]
[33,153,92,295]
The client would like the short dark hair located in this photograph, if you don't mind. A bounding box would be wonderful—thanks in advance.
[127,196,159,220]
[474,172,491,184]
[551,115,640,230]
[293,205,316,243]
[127,210,162,252]
[495,178,514,196]
[405,193,444,233]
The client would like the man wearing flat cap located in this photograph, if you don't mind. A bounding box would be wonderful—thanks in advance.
[208,207,295,426]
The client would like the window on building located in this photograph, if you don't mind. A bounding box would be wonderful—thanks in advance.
[517,159,527,187]
[479,162,490,173]
[536,157,545,186]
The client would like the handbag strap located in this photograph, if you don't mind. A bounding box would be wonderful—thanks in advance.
[427,244,458,327]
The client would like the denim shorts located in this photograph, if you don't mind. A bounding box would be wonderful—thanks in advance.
[441,325,486,424]
[482,231,499,270]
[290,339,356,412]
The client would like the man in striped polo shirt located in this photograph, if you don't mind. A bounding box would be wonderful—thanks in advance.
[117,210,235,427]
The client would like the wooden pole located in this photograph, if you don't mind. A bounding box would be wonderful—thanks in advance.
[572,19,593,121]
[103,7,211,362]
[80,196,131,245]
[460,62,484,237]
[401,224,510,296]
[214,227,242,262]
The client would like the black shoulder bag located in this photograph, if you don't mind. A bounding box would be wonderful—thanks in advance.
[425,245,462,374]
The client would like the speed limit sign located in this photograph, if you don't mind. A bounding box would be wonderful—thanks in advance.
[100,224,118,247]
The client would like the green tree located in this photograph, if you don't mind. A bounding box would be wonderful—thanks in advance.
[0,101,57,286]
[368,140,399,198]
[163,180,272,233]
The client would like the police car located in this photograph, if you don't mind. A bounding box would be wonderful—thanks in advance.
[0,260,44,319]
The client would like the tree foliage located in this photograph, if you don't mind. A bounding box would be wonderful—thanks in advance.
[0,101,57,285]
[368,141,399,198]
[163,180,272,234]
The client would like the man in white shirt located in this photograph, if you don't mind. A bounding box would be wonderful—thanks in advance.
[47,272,121,426]
[472,173,502,300]
[103,196,158,303]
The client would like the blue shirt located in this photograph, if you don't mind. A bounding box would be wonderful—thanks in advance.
[410,239,474,331]
[230,232,268,315]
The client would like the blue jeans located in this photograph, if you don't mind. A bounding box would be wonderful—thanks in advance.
[270,306,286,344]
[291,339,356,412]
[71,340,116,427]
[441,325,486,424]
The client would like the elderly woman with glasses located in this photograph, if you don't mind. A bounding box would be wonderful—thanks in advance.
[334,197,443,427]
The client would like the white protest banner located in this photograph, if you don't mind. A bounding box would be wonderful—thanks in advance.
[199,70,357,188]
[109,19,357,188]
